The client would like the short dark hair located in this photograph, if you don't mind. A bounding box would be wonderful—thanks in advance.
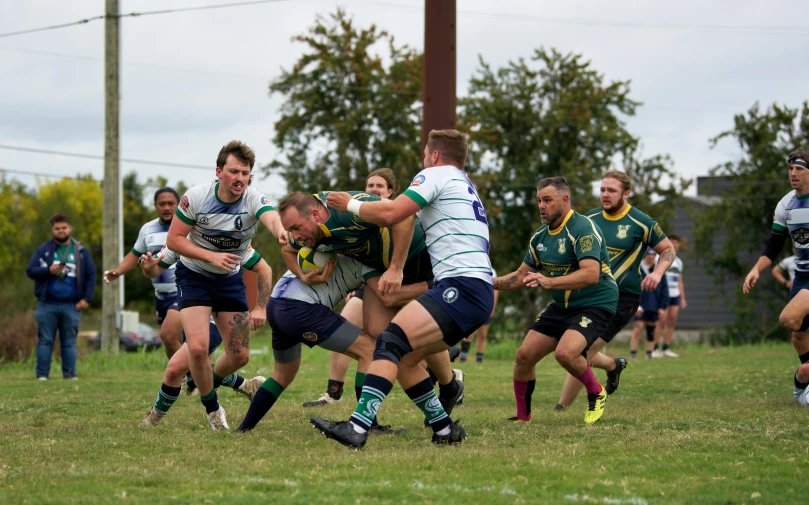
[788,147,809,166]
[427,130,468,168]
[216,140,256,170]
[277,192,320,217]
[536,176,570,194]
[154,187,179,203]
[668,233,681,242]
[49,213,70,226]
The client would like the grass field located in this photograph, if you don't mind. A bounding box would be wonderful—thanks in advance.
[1,340,807,504]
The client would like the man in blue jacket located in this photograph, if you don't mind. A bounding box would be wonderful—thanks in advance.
[26,214,96,380]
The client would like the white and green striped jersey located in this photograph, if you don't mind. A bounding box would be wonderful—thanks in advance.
[773,190,809,273]
[156,245,261,272]
[402,165,493,284]
[174,181,274,275]
[272,255,380,308]
[132,218,176,294]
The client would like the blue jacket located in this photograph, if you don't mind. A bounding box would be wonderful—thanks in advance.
[639,263,669,313]
[27,238,96,304]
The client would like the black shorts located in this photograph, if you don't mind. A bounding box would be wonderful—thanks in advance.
[601,293,641,343]
[352,284,365,301]
[529,303,614,354]
[402,248,434,285]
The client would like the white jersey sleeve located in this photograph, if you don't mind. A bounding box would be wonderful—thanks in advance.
[773,194,790,232]
[132,224,149,255]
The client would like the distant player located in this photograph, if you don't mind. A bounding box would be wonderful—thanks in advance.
[653,234,685,358]
[166,140,287,430]
[772,251,797,290]
[312,129,494,448]
[628,249,670,360]
[744,148,809,398]
[494,176,617,424]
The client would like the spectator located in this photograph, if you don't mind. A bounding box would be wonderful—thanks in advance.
[26,214,96,380]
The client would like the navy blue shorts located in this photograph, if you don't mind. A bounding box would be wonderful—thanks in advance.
[635,311,659,323]
[416,277,494,346]
[182,320,223,355]
[268,298,346,350]
[668,295,681,308]
[175,262,248,313]
[154,292,180,325]
[790,271,809,301]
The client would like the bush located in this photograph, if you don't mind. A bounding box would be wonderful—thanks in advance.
[0,310,38,363]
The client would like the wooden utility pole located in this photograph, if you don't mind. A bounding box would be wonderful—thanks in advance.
[422,0,457,148]
[102,0,120,356]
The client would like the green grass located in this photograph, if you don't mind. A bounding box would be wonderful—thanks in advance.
[1,342,808,504]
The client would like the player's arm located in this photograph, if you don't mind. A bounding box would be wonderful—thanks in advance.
[746,205,790,293]
[259,209,288,245]
[772,263,791,288]
[641,238,675,291]
[366,275,428,309]
[139,252,165,279]
[248,258,273,330]
[379,215,417,295]
[167,216,241,272]
[326,192,420,227]
[280,243,334,285]
[494,263,536,291]
[525,258,601,290]
[678,274,687,309]
[103,251,140,284]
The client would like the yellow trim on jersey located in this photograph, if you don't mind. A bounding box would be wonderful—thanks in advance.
[549,210,575,236]
[318,224,333,237]
[612,243,643,281]
[627,214,650,243]
[528,228,547,266]
[564,290,571,308]
[381,227,391,269]
[601,204,632,221]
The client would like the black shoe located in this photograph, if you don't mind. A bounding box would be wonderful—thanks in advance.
[448,345,461,362]
[507,415,531,423]
[368,424,406,436]
[439,379,464,417]
[431,420,468,445]
[553,403,567,411]
[605,357,628,395]
[310,417,367,449]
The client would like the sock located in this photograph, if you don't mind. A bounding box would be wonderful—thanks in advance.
[799,352,809,365]
[349,374,393,432]
[630,350,637,358]
[237,378,284,432]
[646,351,652,358]
[154,383,181,414]
[405,378,451,433]
[353,373,365,402]
[575,365,603,395]
[200,389,220,414]
[328,379,345,400]
[213,371,244,390]
[476,352,484,363]
[185,372,196,390]
[513,379,535,421]
[663,343,670,351]
[653,342,660,351]
[795,372,809,390]
[438,377,459,400]
[425,367,437,386]
[460,341,471,361]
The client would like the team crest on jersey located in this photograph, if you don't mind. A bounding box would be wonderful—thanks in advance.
[579,235,595,253]
[260,196,269,206]
[302,332,318,342]
[411,175,426,187]
[442,287,459,303]
[316,244,334,252]
[558,239,566,254]
[535,243,547,252]
[180,196,189,210]
[198,216,209,225]
[234,216,243,231]
[616,225,630,239]
[579,316,592,328]
[792,227,809,245]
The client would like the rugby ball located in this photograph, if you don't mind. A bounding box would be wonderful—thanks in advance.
[297,247,333,273]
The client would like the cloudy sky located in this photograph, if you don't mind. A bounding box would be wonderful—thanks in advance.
[1,0,808,203]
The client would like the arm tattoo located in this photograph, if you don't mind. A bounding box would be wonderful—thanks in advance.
[494,275,518,290]
[255,271,272,308]
[660,247,675,263]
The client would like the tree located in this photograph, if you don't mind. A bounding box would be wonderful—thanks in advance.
[265,9,423,193]
[624,149,692,230]
[695,101,809,342]
[460,48,642,324]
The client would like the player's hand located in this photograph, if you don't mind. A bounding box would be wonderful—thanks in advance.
[103,269,121,284]
[786,281,793,289]
[49,263,66,275]
[277,230,289,246]
[249,306,266,331]
[641,272,662,291]
[138,252,160,271]
[636,308,644,317]
[208,252,242,272]
[345,291,355,302]
[75,299,89,311]
[743,268,759,294]
[326,192,352,213]
[524,272,554,289]
[301,259,335,285]
[379,268,403,295]
[680,299,688,309]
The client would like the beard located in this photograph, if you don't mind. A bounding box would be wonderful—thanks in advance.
[541,209,562,225]
[603,196,625,213]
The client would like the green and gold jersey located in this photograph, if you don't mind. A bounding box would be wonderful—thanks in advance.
[585,205,666,296]
[523,210,618,311]
[288,191,426,272]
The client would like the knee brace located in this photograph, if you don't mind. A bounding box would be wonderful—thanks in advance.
[645,324,656,342]
[372,323,412,365]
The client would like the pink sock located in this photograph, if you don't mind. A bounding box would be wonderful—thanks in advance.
[575,366,602,395]
[513,380,531,421]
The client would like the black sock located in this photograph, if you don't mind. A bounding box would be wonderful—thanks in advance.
[630,350,637,358]
[237,380,284,432]
[800,352,809,365]
[796,372,809,389]
[185,372,196,390]
[438,377,459,400]
[662,344,670,351]
[476,352,484,363]
[425,367,437,386]
[231,375,245,390]
[328,379,344,400]
[461,341,471,353]
[200,390,219,414]
[526,379,536,416]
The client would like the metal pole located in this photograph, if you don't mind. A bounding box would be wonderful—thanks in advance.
[422,0,457,148]
[102,0,120,356]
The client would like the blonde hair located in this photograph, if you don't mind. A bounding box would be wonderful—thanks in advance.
[602,169,631,193]
[427,129,468,168]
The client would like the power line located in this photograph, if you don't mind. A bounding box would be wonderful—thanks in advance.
[0,144,211,170]
[0,167,84,181]
[0,0,290,39]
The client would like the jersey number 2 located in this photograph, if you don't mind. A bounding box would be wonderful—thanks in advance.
[467,186,489,225]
